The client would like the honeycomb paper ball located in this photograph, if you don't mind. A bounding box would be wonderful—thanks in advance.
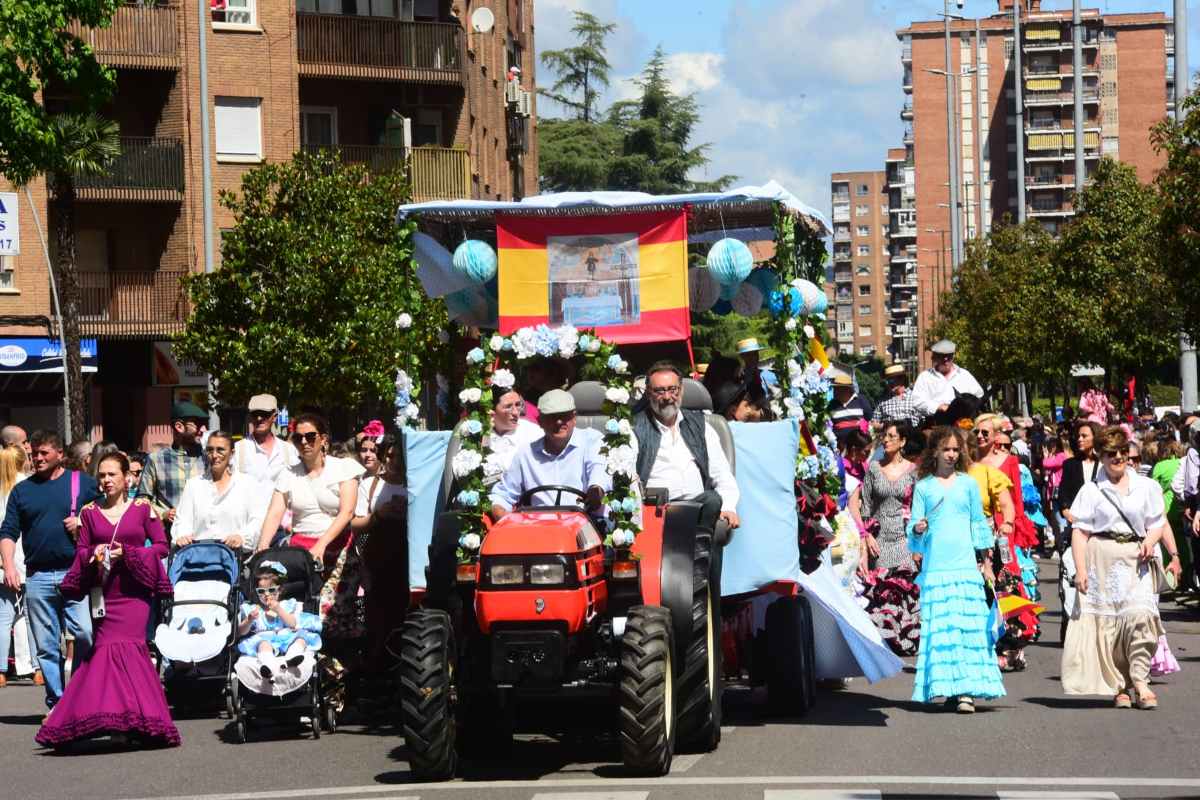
[794,279,824,315]
[707,238,754,286]
[452,239,498,284]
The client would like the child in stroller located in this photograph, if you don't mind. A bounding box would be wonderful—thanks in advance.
[236,561,321,684]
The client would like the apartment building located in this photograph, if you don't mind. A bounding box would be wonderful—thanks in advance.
[897,0,1171,363]
[828,171,891,360]
[0,0,537,447]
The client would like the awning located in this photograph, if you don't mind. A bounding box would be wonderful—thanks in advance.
[0,337,98,374]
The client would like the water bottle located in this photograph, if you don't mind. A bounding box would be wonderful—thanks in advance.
[997,533,1011,565]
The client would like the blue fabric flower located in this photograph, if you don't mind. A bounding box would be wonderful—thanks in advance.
[466,347,485,364]
[464,419,483,435]
[578,334,592,351]
[456,489,480,507]
[607,354,624,370]
[605,419,620,434]
[621,497,638,514]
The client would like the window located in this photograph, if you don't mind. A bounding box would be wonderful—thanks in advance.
[855,204,869,217]
[860,345,876,356]
[212,0,256,27]
[856,244,870,256]
[858,325,873,337]
[855,265,871,276]
[0,255,14,291]
[858,304,872,316]
[856,183,869,196]
[298,0,402,16]
[215,97,262,162]
[858,285,872,296]
[300,107,337,147]
[857,225,870,237]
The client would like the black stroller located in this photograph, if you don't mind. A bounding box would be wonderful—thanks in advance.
[228,546,332,742]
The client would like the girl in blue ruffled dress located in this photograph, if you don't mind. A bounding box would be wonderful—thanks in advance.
[237,561,322,681]
[908,427,1006,713]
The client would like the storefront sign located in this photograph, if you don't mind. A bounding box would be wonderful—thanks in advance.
[0,192,18,256]
[0,337,97,373]
[152,341,207,386]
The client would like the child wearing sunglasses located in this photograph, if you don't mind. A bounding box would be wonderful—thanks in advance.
[236,561,322,680]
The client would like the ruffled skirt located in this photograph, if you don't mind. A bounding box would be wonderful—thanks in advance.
[1151,635,1180,677]
[911,569,1006,703]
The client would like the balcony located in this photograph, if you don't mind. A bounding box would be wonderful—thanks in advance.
[1024,63,1100,79]
[302,144,469,201]
[73,270,188,338]
[902,124,914,145]
[1028,201,1075,217]
[900,101,913,121]
[67,2,179,71]
[56,137,184,202]
[1026,174,1076,190]
[296,13,462,84]
[1167,30,1174,54]
[1024,90,1100,107]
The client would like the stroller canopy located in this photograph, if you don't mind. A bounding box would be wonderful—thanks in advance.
[169,541,240,586]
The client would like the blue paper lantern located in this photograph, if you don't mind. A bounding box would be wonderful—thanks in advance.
[745,268,780,296]
[712,299,733,316]
[706,238,754,286]
[767,287,804,318]
[719,280,741,302]
[452,239,498,285]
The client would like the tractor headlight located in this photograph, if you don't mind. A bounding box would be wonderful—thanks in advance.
[489,564,525,585]
[529,563,566,585]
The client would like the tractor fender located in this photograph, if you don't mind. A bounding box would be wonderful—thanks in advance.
[657,500,704,665]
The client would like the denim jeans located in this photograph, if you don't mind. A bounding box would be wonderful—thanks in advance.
[0,584,14,670]
[25,569,93,708]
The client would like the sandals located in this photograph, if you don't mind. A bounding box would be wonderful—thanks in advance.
[1114,693,1132,709]
[956,696,975,714]
[1133,683,1158,710]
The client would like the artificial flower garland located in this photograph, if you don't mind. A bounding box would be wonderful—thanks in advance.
[449,324,640,562]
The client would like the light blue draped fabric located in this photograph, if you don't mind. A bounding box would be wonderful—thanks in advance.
[405,430,453,589]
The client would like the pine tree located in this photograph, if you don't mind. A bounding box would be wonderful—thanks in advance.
[538,12,615,123]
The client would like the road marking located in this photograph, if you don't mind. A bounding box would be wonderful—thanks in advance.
[765,792,882,800]
[121,775,1200,800]
[997,794,1121,800]
[530,793,649,800]
[669,754,706,773]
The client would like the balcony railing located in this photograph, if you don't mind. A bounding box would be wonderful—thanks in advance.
[60,137,184,202]
[301,144,469,201]
[296,13,462,83]
[303,143,408,174]
[67,2,179,70]
[1024,90,1100,106]
[74,270,188,338]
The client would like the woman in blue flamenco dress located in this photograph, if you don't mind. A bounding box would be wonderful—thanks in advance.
[907,426,1006,713]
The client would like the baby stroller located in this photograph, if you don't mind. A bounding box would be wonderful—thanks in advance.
[153,541,241,715]
[229,546,330,742]
[1058,542,1077,643]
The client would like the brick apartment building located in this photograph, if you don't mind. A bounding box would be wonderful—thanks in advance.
[827,171,892,361]
[895,0,1172,366]
[0,0,537,449]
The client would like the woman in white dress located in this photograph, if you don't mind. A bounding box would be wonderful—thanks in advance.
[173,431,266,554]
[1062,426,1183,709]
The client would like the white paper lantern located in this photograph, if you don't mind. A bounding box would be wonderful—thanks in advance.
[794,279,824,315]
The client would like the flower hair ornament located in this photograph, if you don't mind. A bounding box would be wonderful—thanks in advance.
[259,560,288,577]
[361,419,385,443]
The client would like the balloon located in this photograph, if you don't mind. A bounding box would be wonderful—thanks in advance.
[706,238,754,286]
[452,239,498,284]
[688,267,720,311]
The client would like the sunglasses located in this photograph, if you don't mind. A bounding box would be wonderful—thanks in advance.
[249,411,275,421]
[292,431,320,445]
[255,587,280,596]
[1103,451,1129,463]
[993,442,1012,450]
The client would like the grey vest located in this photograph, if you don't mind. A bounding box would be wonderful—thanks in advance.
[633,408,712,491]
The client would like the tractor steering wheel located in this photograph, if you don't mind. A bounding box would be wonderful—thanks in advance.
[517,484,588,510]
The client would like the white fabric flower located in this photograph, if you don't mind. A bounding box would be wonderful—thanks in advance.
[556,325,579,357]
[458,387,483,405]
[395,369,413,394]
[784,317,797,331]
[611,529,635,547]
[605,387,630,405]
[489,334,505,351]
[460,533,481,551]
[783,397,806,419]
[803,324,816,339]
[617,418,632,436]
[587,337,602,353]
[606,443,637,477]
[451,448,483,478]
[396,312,413,329]
[491,368,516,389]
[513,327,539,359]
[404,403,420,419]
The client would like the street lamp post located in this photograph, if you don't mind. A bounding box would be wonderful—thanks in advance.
[927,64,976,273]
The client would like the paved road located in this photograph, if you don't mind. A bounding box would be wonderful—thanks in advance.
[2,561,1199,800]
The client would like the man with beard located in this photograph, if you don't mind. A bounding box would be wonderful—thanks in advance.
[632,362,740,535]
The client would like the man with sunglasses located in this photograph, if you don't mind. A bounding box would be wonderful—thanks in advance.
[233,394,298,487]
[910,339,984,424]
[137,401,209,530]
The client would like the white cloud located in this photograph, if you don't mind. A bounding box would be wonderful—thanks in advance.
[663,52,726,95]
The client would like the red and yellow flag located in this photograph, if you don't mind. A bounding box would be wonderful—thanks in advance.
[497,211,690,344]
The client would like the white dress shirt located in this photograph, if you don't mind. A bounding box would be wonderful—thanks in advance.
[1069,469,1166,538]
[909,365,985,416]
[487,418,543,474]
[172,472,269,552]
[490,428,610,510]
[234,435,298,486]
[645,414,740,513]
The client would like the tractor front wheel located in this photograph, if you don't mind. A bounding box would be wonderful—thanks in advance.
[398,609,458,781]
[764,594,817,716]
[619,605,676,776]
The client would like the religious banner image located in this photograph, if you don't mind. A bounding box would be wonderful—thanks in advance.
[547,232,640,327]
[497,211,689,344]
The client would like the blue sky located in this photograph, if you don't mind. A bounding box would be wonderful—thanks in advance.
[535,0,1197,213]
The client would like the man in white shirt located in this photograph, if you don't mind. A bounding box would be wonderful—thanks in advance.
[632,362,739,534]
[910,339,984,423]
[233,393,298,486]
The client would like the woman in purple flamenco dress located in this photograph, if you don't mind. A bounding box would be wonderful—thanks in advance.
[36,452,180,749]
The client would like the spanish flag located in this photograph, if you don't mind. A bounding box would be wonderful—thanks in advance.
[497,211,690,344]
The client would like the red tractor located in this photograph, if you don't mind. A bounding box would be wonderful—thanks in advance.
[398,382,724,780]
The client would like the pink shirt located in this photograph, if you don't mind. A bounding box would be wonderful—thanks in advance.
[1042,451,1067,490]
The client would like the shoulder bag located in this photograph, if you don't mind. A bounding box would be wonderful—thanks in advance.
[1098,486,1174,594]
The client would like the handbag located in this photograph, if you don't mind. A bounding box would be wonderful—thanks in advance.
[1098,487,1175,594]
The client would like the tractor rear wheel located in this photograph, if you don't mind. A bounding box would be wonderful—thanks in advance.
[765,594,817,716]
[398,609,458,780]
[619,605,676,776]
[676,527,722,753]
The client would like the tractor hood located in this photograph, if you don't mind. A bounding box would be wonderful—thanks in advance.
[483,511,604,556]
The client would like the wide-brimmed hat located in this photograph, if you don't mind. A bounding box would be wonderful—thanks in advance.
[736,338,763,354]
[831,371,853,388]
[883,364,907,380]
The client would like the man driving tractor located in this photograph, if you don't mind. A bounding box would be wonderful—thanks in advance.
[633,362,740,534]
[489,389,609,517]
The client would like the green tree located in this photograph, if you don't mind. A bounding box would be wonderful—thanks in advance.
[0,0,118,184]
[174,150,444,413]
[538,11,616,123]
[48,113,119,441]
[536,117,623,193]
[607,47,735,194]
[1152,83,1200,346]
[841,353,887,405]
[1054,157,1178,374]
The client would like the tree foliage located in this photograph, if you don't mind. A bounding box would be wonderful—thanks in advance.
[0,0,119,184]
[536,117,623,193]
[537,11,615,123]
[1152,83,1200,346]
[175,151,445,412]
